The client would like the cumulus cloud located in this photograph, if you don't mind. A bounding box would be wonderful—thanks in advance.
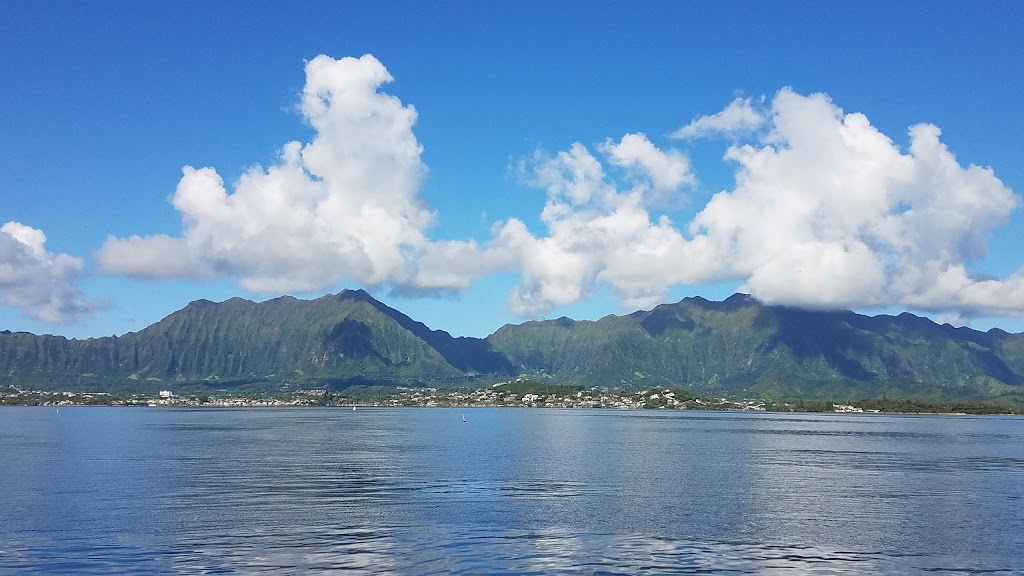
[99,54,435,293]
[491,88,1022,319]
[691,89,1021,317]
[601,133,695,193]
[95,52,1023,322]
[492,135,695,314]
[671,96,764,139]
[0,222,100,323]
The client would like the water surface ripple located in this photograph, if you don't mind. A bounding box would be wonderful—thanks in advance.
[1,407,1022,574]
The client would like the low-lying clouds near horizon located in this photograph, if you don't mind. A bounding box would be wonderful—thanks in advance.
[4,53,1022,324]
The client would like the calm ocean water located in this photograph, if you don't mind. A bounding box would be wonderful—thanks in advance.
[1,407,1022,575]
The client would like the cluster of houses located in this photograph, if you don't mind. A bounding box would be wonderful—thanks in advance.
[381,385,767,411]
[4,382,867,412]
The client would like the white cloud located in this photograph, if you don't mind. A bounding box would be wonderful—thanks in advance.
[671,96,764,139]
[94,53,1024,323]
[493,139,694,314]
[689,88,1022,317]
[532,143,608,207]
[601,133,695,193]
[0,222,100,323]
[99,54,436,293]
[496,87,1023,320]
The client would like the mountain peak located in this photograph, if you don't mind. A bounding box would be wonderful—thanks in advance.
[680,292,757,311]
[3,290,1024,404]
[186,298,217,307]
[720,293,756,310]
[337,288,377,303]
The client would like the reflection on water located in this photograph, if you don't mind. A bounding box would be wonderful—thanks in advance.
[1,407,1022,574]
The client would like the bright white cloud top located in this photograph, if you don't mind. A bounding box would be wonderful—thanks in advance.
[0,222,99,323]
[689,89,1020,317]
[99,55,433,293]
[89,54,1022,324]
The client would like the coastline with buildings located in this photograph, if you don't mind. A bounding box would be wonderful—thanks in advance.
[1,382,756,410]
[3,380,1018,414]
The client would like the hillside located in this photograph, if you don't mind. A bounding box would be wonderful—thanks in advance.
[2,291,1024,405]
[0,290,511,392]
[487,294,1024,405]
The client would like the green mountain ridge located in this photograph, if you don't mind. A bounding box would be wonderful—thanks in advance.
[3,290,1024,405]
[490,293,1024,405]
[0,290,510,391]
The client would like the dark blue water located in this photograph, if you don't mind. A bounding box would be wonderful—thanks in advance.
[1,407,1022,574]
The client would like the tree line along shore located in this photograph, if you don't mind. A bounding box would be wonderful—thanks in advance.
[3,380,1020,415]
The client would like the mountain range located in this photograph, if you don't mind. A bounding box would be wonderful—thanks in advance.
[3,289,1024,405]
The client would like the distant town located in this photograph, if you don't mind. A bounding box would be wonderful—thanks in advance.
[1,381,763,410]
[5,378,1017,414]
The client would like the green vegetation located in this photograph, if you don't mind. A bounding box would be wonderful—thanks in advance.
[490,378,583,396]
[2,290,1024,408]
[765,396,1022,415]
[317,389,331,405]
[3,382,1020,414]
[0,290,511,394]
[854,397,1021,415]
[489,295,1024,408]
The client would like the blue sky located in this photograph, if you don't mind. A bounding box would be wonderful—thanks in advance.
[2,1,1024,339]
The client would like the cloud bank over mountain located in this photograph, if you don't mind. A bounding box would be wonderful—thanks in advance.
[691,90,1021,318]
[80,54,1023,323]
